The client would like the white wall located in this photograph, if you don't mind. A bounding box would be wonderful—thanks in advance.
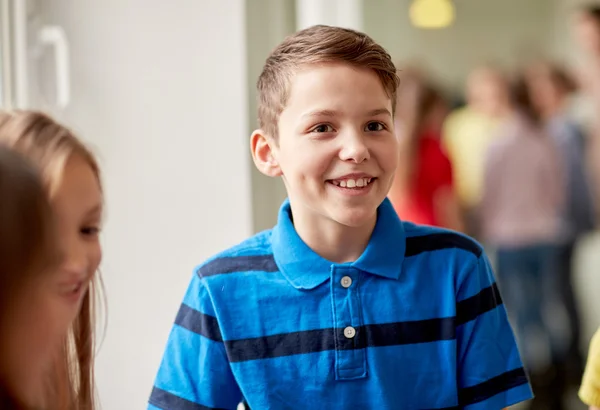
[295,0,363,31]
[245,0,294,233]
[39,1,252,408]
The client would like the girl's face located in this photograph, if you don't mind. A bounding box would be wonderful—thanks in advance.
[3,154,103,407]
[50,153,103,337]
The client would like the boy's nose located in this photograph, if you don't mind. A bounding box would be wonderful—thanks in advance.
[339,132,370,163]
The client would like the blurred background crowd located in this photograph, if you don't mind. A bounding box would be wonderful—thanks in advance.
[388,4,600,409]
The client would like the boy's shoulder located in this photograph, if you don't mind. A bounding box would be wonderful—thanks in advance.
[401,221,483,261]
[194,229,277,280]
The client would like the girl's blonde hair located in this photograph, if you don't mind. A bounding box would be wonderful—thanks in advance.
[0,110,103,410]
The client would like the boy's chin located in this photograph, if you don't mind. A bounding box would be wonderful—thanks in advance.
[330,207,378,229]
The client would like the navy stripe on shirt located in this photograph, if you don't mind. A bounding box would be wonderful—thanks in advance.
[423,368,529,409]
[149,387,227,410]
[405,233,482,258]
[174,296,499,363]
[175,304,222,342]
[225,317,455,363]
[456,283,503,326]
[458,367,529,406]
[196,254,278,278]
[174,290,505,364]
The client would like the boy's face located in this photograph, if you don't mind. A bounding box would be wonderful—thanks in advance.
[252,63,398,230]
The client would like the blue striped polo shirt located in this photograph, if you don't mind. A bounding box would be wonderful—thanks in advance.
[148,198,532,410]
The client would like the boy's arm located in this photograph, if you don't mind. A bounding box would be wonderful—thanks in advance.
[148,273,242,410]
[455,252,533,410]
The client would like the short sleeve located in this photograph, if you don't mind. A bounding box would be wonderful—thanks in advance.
[148,272,243,410]
[455,253,533,409]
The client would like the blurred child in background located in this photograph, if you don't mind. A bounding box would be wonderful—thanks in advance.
[526,60,596,387]
[443,65,511,238]
[480,74,568,410]
[390,70,464,231]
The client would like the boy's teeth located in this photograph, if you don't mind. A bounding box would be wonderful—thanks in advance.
[333,178,372,188]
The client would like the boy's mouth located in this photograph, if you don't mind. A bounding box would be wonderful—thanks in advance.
[327,177,376,189]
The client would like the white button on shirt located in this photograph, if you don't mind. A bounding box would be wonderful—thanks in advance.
[344,326,356,339]
[341,276,352,288]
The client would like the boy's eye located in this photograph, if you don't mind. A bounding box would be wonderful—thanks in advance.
[365,122,385,132]
[312,124,334,133]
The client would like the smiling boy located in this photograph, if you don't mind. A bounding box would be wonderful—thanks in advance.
[148,25,533,410]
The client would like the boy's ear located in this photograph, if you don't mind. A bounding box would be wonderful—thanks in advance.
[250,129,282,177]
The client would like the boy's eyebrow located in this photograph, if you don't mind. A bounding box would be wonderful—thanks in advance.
[367,108,392,117]
[301,109,338,119]
[302,108,392,119]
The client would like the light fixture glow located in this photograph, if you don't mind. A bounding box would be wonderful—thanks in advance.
[409,0,455,29]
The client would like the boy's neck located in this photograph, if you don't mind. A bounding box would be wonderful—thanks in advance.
[290,207,377,264]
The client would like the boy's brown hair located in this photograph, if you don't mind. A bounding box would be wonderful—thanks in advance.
[257,25,400,139]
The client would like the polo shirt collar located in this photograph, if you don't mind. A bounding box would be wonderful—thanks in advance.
[271,197,406,290]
